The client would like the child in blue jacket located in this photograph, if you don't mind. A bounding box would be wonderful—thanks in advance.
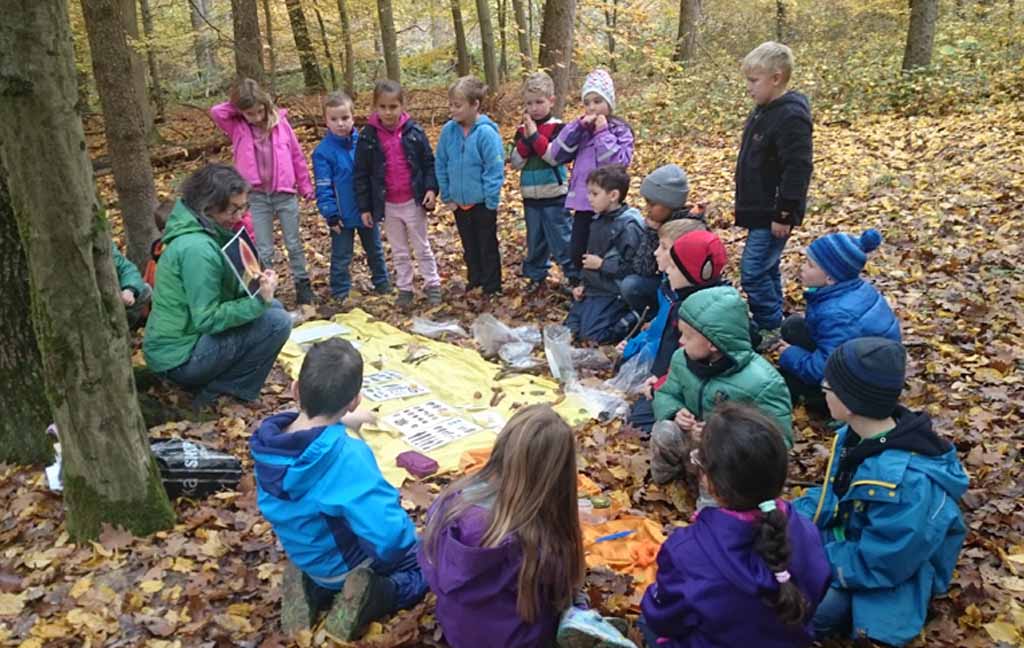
[250,339,427,640]
[313,93,390,301]
[792,338,968,646]
[436,76,506,295]
[778,228,900,415]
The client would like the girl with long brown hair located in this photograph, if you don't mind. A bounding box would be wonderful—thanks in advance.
[417,404,584,647]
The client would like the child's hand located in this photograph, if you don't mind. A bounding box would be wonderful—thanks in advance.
[120,289,135,306]
[422,190,437,211]
[572,285,585,301]
[580,113,597,128]
[593,114,608,132]
[581,254,603,270]
[343,408,378,431]
[361,212,374,228]
[674,408,697,431]
[329,223,342,235]
[523,113,537,136]
[258,269,279,301]
[641,375,658,400]
[771,221,792,239]
[615,340,628,354]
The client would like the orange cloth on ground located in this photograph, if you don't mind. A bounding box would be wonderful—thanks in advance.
[458,448,603,497]
[582,516,666,592]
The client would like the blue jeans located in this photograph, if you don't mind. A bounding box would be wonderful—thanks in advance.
[250,191,309,281]
[330,225,390,298]
[522,202,574,282]
[740,227,789,330]
[619,274,661,318]
[163,300,292,403]
[812,586,853,640]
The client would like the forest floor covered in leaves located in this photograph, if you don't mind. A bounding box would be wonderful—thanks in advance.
[1,90,1023,647]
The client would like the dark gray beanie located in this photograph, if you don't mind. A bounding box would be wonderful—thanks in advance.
[824,338,907,419]
[640,164,690,210]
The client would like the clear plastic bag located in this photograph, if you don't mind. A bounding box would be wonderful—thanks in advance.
[498,341,543,369]
[543,324,577,385]
[604,352,654,395]
[567,382,629,422]
[572,347,612,371]
[411,317,468,340]
[471,314,539,357]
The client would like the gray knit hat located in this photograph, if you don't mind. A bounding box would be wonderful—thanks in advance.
[640,164,690,210]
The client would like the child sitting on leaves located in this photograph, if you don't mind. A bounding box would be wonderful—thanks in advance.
[250,339,427,640]
[777,228,900,416]
[565,164,645,345]
[793,338,968,647]
[641,402,830,648]
[651,286,793,491]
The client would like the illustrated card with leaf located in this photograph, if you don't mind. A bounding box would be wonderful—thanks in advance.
[221,227,262,298]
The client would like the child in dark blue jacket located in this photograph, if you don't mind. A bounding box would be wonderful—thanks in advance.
[778,228,900,415]
[250,339,427,640]
[313,93,390,301]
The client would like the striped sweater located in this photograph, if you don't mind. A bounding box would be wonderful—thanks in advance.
[510,115,569,204]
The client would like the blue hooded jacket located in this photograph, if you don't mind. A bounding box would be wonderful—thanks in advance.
[792,408,968,646]
[435,115,505,210]
[780,278,901,385]
[313,130,362,229]
[250,412,418,589]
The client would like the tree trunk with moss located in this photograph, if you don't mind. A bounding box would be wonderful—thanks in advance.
[902,0,939,70]
[476,0,500,91]
[512,0,533,70]
[336,0,356,95]
[451,0,471,76]
[674,0,700,62]
[285,0,325,91]
[0,0,175,541]
[377,0,401,82]
[0,162,54,466]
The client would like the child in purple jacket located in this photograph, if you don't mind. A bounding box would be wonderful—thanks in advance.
[641,402,830,648]
[548,69,634,282]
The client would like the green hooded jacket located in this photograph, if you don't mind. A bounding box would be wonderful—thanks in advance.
[652,286,794,446]
[112,243,146,295]
[142,200,267,372]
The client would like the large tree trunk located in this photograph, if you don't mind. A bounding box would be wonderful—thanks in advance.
[539,0,576,116]
[80,0,160,270]
[119,0,154,135]
[0,162,54,466]
[138,0,165,120]
[673,0,700,61]
[188,0,220,95]
[0,0,175,541]
[231,0,265,83]
[376,0,401,82]
[337,0,356,95]
[477,0,500,90]
[285,0,325,91]
[902,0,939,70]
[261,0,278,94]
[451,0,472,76]
[512,0,533,70]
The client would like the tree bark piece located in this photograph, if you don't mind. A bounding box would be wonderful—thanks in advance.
[231,0,265,83]
[902,0,939,70]
[451,0,471,77]
[512,0,533,70]
[539,0,576,116]
[0,0,175,540]
[285,0,325,91]
[674,0,700,62]
[0,162,54,466]
[80,0,161,269]
[377,0,401,82]
[477,0,500,90]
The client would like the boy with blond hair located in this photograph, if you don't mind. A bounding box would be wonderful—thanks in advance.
[510,71,574,290]
[735,41,813,348]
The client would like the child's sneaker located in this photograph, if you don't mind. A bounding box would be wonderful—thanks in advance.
[281,562,319,635]
[396,290,414,310]
[426,286,443,306]
[323,567,396,641]
[556,607,637,648]
[374,283,393,295]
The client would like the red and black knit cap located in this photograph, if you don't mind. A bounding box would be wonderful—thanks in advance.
[669,230,727,286]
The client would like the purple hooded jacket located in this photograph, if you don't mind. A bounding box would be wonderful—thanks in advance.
[548,117,634,212]
[417,499,559,648]
[641,502,830,648]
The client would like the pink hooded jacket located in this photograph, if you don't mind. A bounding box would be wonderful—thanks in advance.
[210,102,314,198]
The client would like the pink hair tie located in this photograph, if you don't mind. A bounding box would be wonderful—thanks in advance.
[774,570,791,584]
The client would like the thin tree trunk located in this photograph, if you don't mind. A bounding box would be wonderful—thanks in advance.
[0,0,175,541]
[673,0,700,62]
[231,0,265,83]
[603,0,618,72]
[528,0,534,50]
[476,0,500,90]
[902,0,939,70]
[512,0,533,70]
[119,0,154,135]
[376,0,401,82]
[337,0,355,95]
[138,0,165,120]
[539,0,576,116]
[452,0,471,76]
[188,0,220,95]
[79,0,161,270]
[0,162,54,466]
[498,0,509,80]
[261,0,277,94]
[775,0,785,42]
[313,5,338,90]
[285,0,325,91]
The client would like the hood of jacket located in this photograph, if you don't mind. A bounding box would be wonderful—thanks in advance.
[678,286,755,368]
[250,412,340,501]
[757,90,811,118]
[368,111,411,135]
[423,500,520,595]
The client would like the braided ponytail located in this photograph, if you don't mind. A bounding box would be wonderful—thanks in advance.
[754,506,808,625]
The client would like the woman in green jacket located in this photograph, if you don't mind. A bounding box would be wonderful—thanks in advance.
[143,164,292,407]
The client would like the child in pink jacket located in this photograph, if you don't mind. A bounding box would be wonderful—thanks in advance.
[211,79,316,304]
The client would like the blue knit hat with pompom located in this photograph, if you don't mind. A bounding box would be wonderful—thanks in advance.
[807,229,882,282]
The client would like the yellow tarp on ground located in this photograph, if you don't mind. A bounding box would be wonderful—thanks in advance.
[278,309,592,487]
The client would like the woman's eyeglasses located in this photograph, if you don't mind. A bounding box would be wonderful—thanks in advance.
[226,202,250,216]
